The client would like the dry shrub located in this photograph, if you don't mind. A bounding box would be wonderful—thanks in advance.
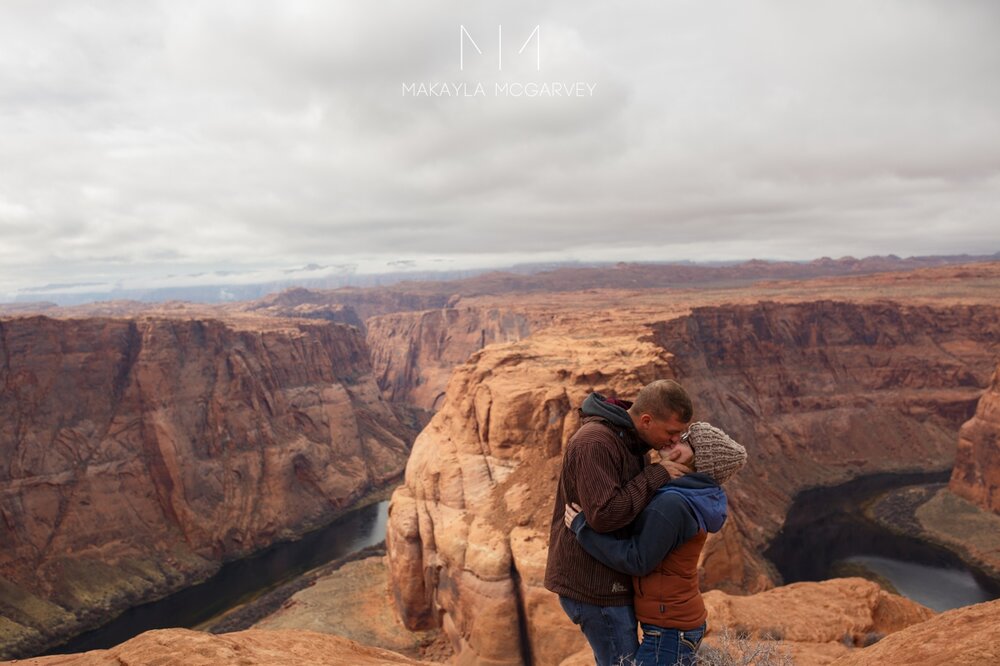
[612,627,793,666]
[693,628,794,666]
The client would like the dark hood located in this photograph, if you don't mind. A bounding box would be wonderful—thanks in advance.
[580,392,635,431]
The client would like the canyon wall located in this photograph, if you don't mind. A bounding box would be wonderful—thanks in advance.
[651,300,1000,592]
[366,306,534,414]
[950,362,1000,513]
[0,315,414,658]
[244,287,453,322]
[385,300,1000,665]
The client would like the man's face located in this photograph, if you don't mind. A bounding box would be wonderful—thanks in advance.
[635,412,690,451]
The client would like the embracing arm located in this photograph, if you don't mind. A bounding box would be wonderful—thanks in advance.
[569,498,694,577]
[571,438,670,534]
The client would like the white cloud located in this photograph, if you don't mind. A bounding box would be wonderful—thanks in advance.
[0,0,998,297]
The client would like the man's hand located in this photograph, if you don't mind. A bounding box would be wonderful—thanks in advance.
[653,445,694,479]
[564,502,583,529]
[659,459,693,479]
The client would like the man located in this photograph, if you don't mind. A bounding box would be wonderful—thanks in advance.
[544,379,694,666]
[565,423,748,665]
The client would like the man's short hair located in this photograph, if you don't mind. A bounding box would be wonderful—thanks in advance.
[632,379,693,423]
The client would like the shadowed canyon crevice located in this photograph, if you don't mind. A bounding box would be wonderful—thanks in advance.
[0,315,415,658]
[386,300,1000,665]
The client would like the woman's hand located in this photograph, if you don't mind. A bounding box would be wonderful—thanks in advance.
[564,502,583,529]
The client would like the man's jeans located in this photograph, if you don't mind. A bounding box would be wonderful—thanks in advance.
[558,596,639,666]
[634,622,706,666]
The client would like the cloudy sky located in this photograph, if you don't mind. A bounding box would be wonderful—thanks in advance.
[1,0,998,298]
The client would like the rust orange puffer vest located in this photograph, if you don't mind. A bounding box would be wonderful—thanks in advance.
[633,530,707,630]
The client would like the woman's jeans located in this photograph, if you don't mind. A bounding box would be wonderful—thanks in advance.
[634,622,706,666]
[558,596,639,666]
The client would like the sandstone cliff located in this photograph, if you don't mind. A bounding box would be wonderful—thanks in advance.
[366,306,534,414]
[950,361,1000,514]
[385,300,1000,665]
[244,287,452,322]
[0,315,414,659]
[651,301,1000,591]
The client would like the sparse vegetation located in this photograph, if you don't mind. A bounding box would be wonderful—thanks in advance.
[694,628,794,666]
[613,628,793,666]
[731,625,753,640]
[757,627,784,641]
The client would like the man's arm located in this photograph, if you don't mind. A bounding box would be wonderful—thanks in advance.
[569,498,695,577]
[571,438,671,533]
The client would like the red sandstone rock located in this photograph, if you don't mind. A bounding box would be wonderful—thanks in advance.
[0,315,414,659]
[1,628,434,665]
[703,577,933,664]
[829,598,1000,666]
[653,301,1000,591]
[385,300,1000,665]
[950,362,1000,514]
[366,306,535,413]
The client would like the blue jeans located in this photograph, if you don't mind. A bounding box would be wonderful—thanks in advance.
[558,596,639,666]
[634,622,706,666]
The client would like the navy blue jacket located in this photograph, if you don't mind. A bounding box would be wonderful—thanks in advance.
[570,473,728,577]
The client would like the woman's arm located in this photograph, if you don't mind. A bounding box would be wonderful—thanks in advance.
[565,496,695,577]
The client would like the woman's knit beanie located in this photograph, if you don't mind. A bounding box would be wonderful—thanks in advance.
[688,422,747,485]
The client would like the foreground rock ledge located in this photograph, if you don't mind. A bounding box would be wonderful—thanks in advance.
[830,597,1000,666]
[0,628,433,666]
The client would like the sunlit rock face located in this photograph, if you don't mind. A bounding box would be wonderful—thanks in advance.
[385,300,1000,665]
[701,577,934,665]
[950,362,1000,514]
[0,315,414,659]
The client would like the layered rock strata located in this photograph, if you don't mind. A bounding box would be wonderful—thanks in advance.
[651,301,1000,591]
[0,315,414,658]
[386,300,1000,665]
[950,361,1000,514]
[366,307,534,414]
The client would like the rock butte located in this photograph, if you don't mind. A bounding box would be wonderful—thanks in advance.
[386,298,1000,664]
[0,315,414,658]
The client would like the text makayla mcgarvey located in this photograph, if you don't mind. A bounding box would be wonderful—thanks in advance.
[401,81,597,97]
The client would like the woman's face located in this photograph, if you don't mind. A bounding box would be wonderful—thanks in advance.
[665,437,695,467]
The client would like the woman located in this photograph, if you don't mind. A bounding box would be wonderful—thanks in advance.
[565,422,747,666]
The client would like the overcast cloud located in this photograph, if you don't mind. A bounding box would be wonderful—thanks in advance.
[1,0,999,298]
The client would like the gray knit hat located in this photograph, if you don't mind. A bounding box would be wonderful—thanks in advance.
[687,422,747,485]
